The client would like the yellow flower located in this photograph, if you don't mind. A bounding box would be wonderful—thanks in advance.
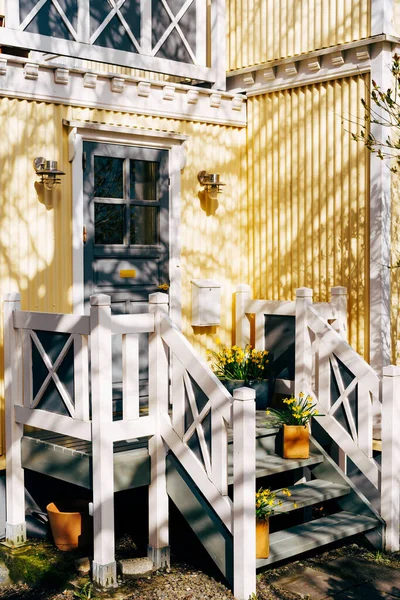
[215,337,221,344]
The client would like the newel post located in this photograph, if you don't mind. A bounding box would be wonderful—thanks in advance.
[381,365,400,551]
[235,284,251,348]
[233,387,256,600]
[3,293,26,547]
[331,286,348,341]
[148,292,170,568]
[90,294,117,587]
[295,288,313,398]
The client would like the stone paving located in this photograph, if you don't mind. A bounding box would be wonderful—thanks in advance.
[270,556,400,599]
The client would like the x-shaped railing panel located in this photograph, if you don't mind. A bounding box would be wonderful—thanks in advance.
[29,330,75,417]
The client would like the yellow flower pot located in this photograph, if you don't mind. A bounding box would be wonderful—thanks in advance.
[283,424,309,459]
[256,518,270,559]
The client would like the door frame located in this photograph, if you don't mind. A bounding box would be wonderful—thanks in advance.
[66,120,188,327]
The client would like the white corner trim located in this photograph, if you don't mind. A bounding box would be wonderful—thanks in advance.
[67,123,185,326]
[371,0,394,36]
[369,42,393,372]
[0,58,246,127]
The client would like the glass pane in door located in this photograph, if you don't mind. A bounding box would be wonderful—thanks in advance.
[130,160,158,200]
[130,206,157,245]
[95,203,125,244]
[94,156,124,198]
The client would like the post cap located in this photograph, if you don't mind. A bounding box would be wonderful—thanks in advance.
[296,287,313,298]
[149,292,169,304]
[232,387,256,401]
[3,292,21,302]
[90,294,111,306]
[331,286,347,296]
[383,365,400,378]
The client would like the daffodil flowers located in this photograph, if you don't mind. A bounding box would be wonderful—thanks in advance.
[266,392,321,426]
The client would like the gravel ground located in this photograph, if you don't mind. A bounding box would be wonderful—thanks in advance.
[0,538,399,600]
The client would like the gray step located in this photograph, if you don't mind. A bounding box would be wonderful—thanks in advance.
[257,511,380,568]
[228,450,324,484]
[271,480,350,515]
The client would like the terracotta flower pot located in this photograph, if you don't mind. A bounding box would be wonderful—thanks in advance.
[283,424,309,459]
[256,518,270,559]
[46,502,82,551]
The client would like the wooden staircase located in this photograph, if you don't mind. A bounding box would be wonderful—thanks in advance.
[167,415,382,586]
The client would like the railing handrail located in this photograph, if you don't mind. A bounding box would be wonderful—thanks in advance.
[160,312,232,424]
[307,305,379,385]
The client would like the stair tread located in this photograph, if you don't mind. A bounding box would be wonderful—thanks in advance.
[254,452,324,477]
[228,451,324,484]
[271,480,350,514]
[257,511,379,568]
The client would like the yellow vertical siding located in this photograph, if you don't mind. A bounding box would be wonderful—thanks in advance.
[227,0,371,70]
[247,75,370,357]
[0,99,247,454]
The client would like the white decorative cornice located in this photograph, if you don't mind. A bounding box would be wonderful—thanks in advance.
[54,67,69,85]
[163,84,175,101]
[263,68,275,81]
[210,93,222,108]
[227,42,374,96]
[243,74,255,86]
[24,62,39,80]
[0,58,246,127]
[137,81,151,97]
[331,51,345,66]
[285,63,297,75]
[308,59,321,72]
[83,73,97,89]
[232,95,244,111]
[186,89,199,104]
[356,48,370,61]
[111,77,124,93]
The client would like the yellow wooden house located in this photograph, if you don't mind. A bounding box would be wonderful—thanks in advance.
[0,1,398,598]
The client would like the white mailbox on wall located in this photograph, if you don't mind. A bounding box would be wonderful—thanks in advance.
[191,279,221,326]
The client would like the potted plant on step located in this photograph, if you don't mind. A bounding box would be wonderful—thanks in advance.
[266,392,321,459]
[206,339,274,409]
[255,486,295,558]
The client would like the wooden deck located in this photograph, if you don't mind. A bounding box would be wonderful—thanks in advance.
[21,429,151,491]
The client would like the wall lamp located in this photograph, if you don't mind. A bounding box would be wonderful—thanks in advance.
[197,170,225,200]
[33,157,65,191]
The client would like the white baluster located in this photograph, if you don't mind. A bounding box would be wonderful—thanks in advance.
[295,288,313,397]
[3,292,26,547]
[90,294,116,587]
[381,365,400,551]
[233,387,256,600]
[148,292,170,568]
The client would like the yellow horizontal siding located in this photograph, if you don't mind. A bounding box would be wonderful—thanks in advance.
[227,0,370,70]
[0,99,247,453]
[247,75,370,358]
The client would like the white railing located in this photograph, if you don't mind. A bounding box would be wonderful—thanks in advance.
[3,291,257,599]
[235,284,400,552]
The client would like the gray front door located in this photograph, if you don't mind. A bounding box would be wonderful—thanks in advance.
[83,142,170,403]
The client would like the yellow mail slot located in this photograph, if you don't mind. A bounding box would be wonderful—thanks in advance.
[120,269,136,278]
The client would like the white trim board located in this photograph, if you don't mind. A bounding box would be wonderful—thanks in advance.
[0,58,246,127]
[67,124,185,328]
